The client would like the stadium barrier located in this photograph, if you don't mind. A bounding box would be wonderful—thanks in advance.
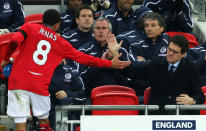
[55,105,206,131]
[165,105,206,115]
[55,105,159,131]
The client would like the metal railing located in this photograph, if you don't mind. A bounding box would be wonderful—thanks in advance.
[55,104,206,131]
[165,104,206,115]
[55,105,159,131]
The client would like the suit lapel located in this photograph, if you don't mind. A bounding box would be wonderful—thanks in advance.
[161,58,170,78]
[173,58,185,77]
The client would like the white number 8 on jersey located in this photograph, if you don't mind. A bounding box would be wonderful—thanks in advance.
[33,40,51,65]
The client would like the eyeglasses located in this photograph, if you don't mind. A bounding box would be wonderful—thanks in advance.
[167,47,181,54]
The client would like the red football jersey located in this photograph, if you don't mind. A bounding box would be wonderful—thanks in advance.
[8,23,111,96]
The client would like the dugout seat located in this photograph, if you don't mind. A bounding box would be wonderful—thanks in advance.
[143,87,151,105]
[76,126,80,131]
[200,86,206,115]
[166,32,199,48]
[91,85,139,115]
[25,13,43,24]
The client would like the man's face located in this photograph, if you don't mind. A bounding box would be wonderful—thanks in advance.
[144,19,164,41]
[76,9,94,31]
[118,0,134,11]
[68,0,83,12]
[166,42,186,64]
[94,20,111,43]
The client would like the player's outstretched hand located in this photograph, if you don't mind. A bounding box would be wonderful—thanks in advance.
[101,49,113,60]
[111,53,131,69]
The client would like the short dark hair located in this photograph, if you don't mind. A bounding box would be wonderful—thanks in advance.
[43,9,61,26]
[144,12,166,31]
[170,35,189,53]
[75,4,94,19]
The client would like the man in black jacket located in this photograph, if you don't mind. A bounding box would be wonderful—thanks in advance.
[49,60,86,130]
[108,34,205,114]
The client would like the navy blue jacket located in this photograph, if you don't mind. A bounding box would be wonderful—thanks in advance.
[62,28,94,49]
[101,4,136,35]
[118,31,170,61]
[0,0,25,32]
[49,63,85,130]
[129,33,170,60]
[77,39,134,97]
[116,29,145,52]
[187,44,206,86]
[77,39,134,72]
[60,8,76,35]
[143,0,193,33]
[49,63,85,105]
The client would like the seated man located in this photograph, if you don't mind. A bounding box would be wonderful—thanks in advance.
[60,0,84,34]
[76,17,134,98]
[49,60,86,130]
[62,4,94,49]
[0,0,25,35]
[101,0,136,35]
[109,34,205,114]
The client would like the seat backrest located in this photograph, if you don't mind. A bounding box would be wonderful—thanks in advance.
[166,32,199,48]
[143,87,151,105]
[201,86,206,96]
[91,85,139,115]
[200,86,206,115]
[75,126,80,131]
[25,13,43,24]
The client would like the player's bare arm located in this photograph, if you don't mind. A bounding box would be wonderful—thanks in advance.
[111,53,131,69]
[101,49,113,60]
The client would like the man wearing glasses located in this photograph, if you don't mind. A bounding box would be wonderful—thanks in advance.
[108,34,204,115]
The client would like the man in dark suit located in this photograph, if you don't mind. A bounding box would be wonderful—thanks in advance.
[107,34,205,114]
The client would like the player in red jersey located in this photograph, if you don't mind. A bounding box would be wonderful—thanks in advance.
[0,9,130,131]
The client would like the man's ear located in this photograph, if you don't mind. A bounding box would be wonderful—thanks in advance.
[181,52,187,58]
[160,26,164,33]
[52,22,60,31]
[76,18,79,24]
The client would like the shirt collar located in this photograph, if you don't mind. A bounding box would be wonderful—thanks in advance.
[169,60,181,71]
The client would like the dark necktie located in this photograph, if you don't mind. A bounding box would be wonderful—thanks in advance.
[169,65,175,74]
